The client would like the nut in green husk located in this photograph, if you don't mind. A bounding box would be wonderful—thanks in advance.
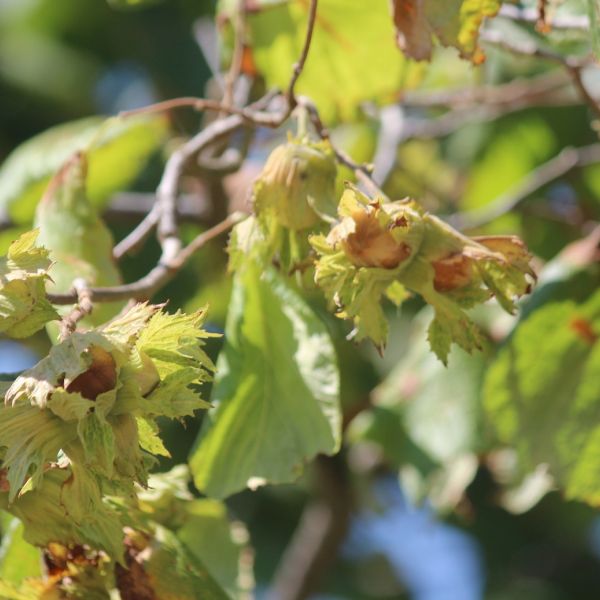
[325,193,424,270]
[252,136,337,230]
[312,185,536,362]
[0,304,215,562]
[64,345,117,400]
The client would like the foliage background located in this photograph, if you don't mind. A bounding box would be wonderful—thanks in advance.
[1,0,600,598]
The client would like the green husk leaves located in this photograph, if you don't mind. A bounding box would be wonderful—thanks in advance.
[312,185,535,362]
[0,303,216,560]
[230,135,337,275]
[0,230,58,338]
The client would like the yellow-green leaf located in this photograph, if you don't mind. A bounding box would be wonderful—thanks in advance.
[35,152,124,333]
[0,230,58,339]
[0,114,168,224]
[220,0,424,122]
[484,289,600,505]
[190,262,341,498]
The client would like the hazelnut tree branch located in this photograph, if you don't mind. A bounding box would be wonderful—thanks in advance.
[58,279,94,339]
[498,3,589,30]
[287,0,319,107]
[480,30,600,119]
[268,454,352,600]
[113,90,279,262]
[449,143,600,230]
[48,0,321,309]
[47,212,245,305]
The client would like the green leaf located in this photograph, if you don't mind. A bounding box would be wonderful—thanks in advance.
[136,309,216,380]
[134,309,216,419]
[77,412,116,477]
[190,262,341,499]
[137,417,171,458]
[178,499,253,598]
[0,515,42,585]
[376,309,487,464]
[221,0,424,122]
[5,467,126,561]
[137,525,230,600]
[426,295,488,364]
[0,403,77,501]
[0,114,168,224]
[484,289,600,504]
[0,230,58,338]
[35,152,124,333]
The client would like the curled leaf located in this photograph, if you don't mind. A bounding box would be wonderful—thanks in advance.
[35,152,124,334]
[390,0,501,63]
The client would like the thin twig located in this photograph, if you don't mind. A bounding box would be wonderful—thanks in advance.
[287,0,319,107]
[113,91,279,262]
[480,30,600,119]
[119,96,285,127]
[498,3,589,30]
[222,0,246,110]
[299,96,388,199]
[58,279,94,339]
[401,70,571,109]
[47,214,243,305]
[113,204,161,259]
[449,144,600,230]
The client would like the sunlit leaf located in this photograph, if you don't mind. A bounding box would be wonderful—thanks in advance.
[178,499,253,598]
[220,0,424,121]
[0,230,58,339]
[484,289,600,504]
[190,262,341,499]
[0,114,168,224]
[0,515,42,585]
[35,152,124,334]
